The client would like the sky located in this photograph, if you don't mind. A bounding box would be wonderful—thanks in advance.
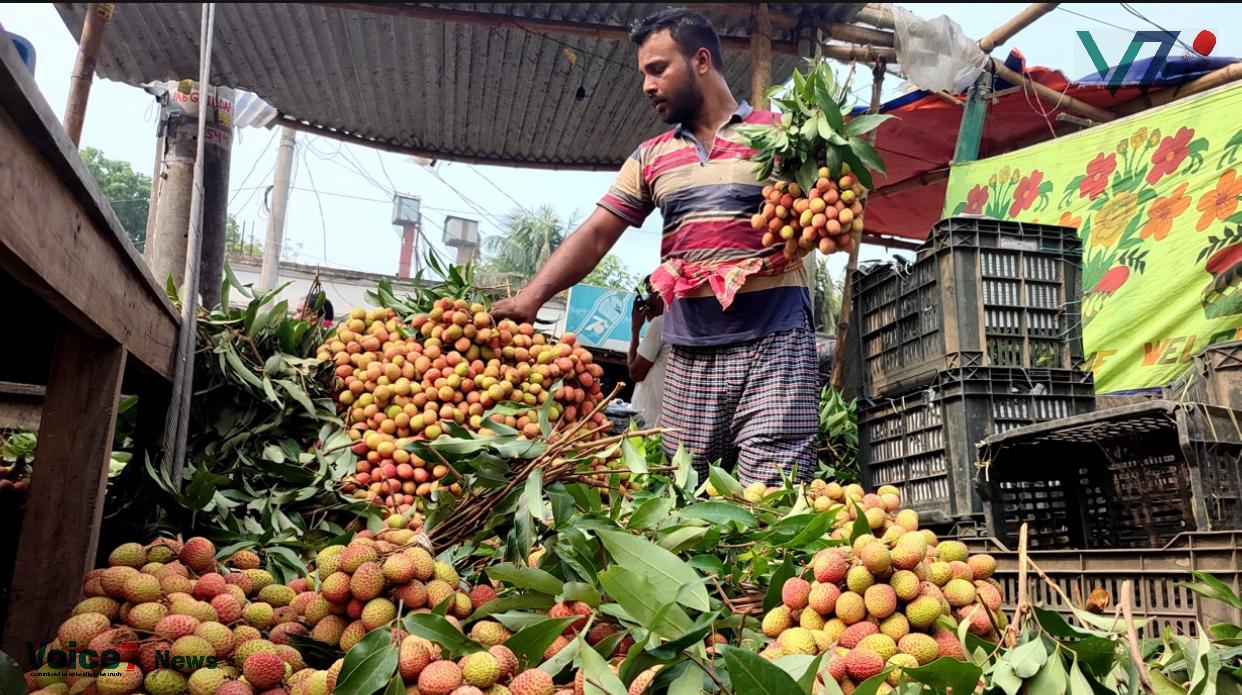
[2,3,1240,286]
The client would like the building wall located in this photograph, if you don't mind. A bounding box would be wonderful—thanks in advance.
[224,255,568,326]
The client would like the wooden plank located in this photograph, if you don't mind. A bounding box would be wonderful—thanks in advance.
[0,31,178,379]
[0,381,46,430]
[1,330,126,666]
[0,109,177,380]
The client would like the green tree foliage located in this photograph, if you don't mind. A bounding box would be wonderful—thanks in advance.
[82,147,152,250]
[582,253,639,291]
[483,206,637,290]
[811,256,842,333]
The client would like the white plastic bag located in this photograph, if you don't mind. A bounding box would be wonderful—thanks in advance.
[892,7,989,93]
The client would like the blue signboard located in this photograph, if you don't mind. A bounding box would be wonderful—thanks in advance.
[562,284,649,352]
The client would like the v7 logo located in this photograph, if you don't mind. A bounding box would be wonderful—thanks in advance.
[1077,30,1183,95]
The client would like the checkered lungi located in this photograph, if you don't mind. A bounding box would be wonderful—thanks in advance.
[660,323,818,487]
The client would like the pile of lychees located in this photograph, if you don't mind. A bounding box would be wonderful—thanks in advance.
[757,485,1004,695]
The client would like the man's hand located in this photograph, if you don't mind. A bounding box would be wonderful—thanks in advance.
[490,293,541,324]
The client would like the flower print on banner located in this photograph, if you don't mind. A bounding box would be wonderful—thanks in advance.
[1059,211,1082,228]
[964,184,988,214]
[1148,127,1195,185]
[1141,182,1192,241]
[1090,191,1140,249]
[1080,153,1117,200]
[1009,170,1054,217]
[1196,168,1242,231]
[1196,224,1242,319]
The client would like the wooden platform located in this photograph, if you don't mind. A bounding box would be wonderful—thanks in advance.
[0,29,179,663]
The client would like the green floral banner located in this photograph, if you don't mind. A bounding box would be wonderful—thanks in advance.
[943,85,1242,392]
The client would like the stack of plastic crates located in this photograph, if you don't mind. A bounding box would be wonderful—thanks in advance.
[855,217,1092,532]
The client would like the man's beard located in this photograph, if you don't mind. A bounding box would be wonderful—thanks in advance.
[657,73,703,125]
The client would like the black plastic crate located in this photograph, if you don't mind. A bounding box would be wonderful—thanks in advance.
[854,217,1083,398]
[1170,339,1242,410]
[859,366,1095,527]
[978,401,1242,550]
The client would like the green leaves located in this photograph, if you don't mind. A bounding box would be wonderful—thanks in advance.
[1068,659,1096,695]
[598,567,694,638]
[1030,651,1069,695]
[679,501,757,530]
[622,437,649,476]
[764,555,799,613]
[486,563,563,596]
[708,465,744,499]
[578,635,629,695]
[596,530,710,612]
[0,650,26,695]
[737,58,886,192]
[718,645,805,695]
[1007,638,1050,678]
[773,654,825,691]
[845,114,894,139]
[1184,572,1242,611]
[850,503,872,542]
[332,628,399,695]
[403,614,483,658]
[468,594,555,621]
[906,657,985,695]
[786,510,838,548]
[505,617,581,669]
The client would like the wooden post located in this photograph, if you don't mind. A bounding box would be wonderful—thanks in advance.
[953,74,989,164]
[830,62,886,395]
[1,330,126,666]
[750,3,772,110]
[63,2,114,146]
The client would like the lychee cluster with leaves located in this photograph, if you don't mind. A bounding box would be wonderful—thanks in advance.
[739,59,890,196]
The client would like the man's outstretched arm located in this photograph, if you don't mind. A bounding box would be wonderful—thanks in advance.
[491,207,630,322]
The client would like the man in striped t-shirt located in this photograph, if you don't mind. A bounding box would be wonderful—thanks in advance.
[492,8,817,486]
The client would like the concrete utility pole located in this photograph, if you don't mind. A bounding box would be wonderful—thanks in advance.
[146,106,197,290]
[198,121,232,308]
[145,81,235,304]
[260,127,296,289]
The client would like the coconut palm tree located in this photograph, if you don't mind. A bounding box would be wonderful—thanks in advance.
[481,206,638,291]
[482,206,574,285]
[812,257,842,334]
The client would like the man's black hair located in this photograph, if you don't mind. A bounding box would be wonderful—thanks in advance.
[321,298,335,323]
[630,8,724,70]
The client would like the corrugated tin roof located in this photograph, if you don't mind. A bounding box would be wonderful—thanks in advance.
[55,3,863,170]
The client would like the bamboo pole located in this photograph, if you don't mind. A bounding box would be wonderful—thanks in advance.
[978,3,1059,53]
[821,44,896,64]
[1117,62,1242,116]
[853,4,895,30]
[162,2,217,484]
[750,4,772,111]
[830,61,886,394]
[989,57,1116,122]
[63,2,115,146]
[826,22,895,48]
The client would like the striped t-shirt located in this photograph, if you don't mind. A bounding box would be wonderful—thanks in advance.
[598,101,811,347]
